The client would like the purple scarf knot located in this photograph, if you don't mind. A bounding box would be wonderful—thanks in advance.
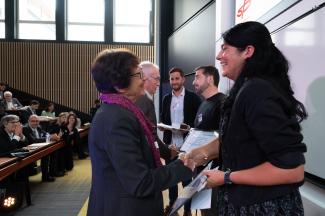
[100,93,162,167]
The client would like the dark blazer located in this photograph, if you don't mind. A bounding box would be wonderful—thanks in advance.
[0,127,28,156]
[136,94,172,160]
[87,103,192,216]
[23,125,47,143]
[0,98,23,110]
[160,89,201,145]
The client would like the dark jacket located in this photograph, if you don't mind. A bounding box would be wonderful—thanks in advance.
[136,94,172,160]
[0,127,28,156]
[87,103,192,216]
[23,125,47,143]
[220,78,306,206]
[160,89,201,145]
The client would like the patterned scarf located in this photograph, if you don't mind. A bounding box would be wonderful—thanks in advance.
[100,93,162,167]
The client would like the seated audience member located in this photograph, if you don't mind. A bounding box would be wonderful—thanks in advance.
[0,115,28,156]
[49,112,68,175]
[0,91,23,110]
[0,115,29,196]
[69,111,82,129]
[61,113,88,171]
[41,102,56,118]
[21,100,40,124]
[89,99,101,121]
[0,82,6,101]
[23,115,60,182]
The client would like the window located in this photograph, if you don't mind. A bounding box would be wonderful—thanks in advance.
[0,0,4,38]
[18,0,56,40]
[113,0,152,43]
[67,0,105,41]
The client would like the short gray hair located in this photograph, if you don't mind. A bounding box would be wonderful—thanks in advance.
[0,115,20,127]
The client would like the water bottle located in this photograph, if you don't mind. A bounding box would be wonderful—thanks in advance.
[46,133,51,143]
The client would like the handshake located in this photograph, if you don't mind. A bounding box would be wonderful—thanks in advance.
[178,149,209,171]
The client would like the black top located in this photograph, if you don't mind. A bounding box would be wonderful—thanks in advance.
[194,92,226,131]
[220,78,306,206]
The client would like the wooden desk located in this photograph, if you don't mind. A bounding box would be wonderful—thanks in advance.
[0,126,90,181]
[0,140,65,181]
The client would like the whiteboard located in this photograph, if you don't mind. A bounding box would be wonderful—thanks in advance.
[272,5,325,179]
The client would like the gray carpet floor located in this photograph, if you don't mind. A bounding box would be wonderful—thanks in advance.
[13,158,91,216]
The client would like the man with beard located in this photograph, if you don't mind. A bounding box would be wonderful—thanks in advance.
[160,67,201,216]
[192,65,226,216]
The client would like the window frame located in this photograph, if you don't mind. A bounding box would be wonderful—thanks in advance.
[1,0,154,45]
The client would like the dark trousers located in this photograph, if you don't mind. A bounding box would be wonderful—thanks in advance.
[41,156,50,178]
[166,158,192,212]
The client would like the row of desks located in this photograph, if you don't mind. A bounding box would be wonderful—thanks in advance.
[0,126,90,181]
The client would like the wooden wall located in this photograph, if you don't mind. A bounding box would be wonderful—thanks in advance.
[0,42,155,113]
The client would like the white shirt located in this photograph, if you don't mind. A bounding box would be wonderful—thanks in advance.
[145,90,153,101]
[170,87,185,147]
[7,101,14,110]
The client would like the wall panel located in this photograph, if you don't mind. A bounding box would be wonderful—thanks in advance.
[0,42,154,113]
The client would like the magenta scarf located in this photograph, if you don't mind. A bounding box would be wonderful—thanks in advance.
[100,93,162,167]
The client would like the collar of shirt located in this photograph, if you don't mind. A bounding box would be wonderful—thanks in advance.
[172,87,185,97]
[145,90,153,101]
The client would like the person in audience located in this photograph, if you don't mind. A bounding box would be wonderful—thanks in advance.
[160,67,201,216]
[87,48,192,216]
[0,115,28,156]
[61,113,87,171]
[49,112,68,175]
[0,115,29,195]
[183,21,307,215]
[89,99,101,121]
[21,100,40,124]
[41,102,56,118]
[23,115,60,182]
[69,111,81,129]
[135,61,177,161]
[0,91,23,110]
[0,82,6,101]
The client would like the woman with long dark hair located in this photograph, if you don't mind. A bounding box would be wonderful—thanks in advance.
[184,21,307,215]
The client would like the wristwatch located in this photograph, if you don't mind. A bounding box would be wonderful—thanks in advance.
[224,169,232,185]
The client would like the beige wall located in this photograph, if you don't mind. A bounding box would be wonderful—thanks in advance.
[0,42,155,113]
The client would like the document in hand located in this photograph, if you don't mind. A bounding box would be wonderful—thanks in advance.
[157,123,190,132]
[168,162,213,216]
[180,129,218,153]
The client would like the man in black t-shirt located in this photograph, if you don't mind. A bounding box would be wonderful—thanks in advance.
[193,66,225,131]
[192,65,226,216]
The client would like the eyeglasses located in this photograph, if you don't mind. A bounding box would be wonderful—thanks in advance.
[130,70,144,79]
[150,76,161,82]
[8,120,19,124]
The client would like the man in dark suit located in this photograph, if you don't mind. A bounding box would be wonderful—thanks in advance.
[23,115,60,182]
[0,91,23,110]
[0,115,28,156]
[20,100,40,124]
[160,67,201,216]
[135,61,177,160]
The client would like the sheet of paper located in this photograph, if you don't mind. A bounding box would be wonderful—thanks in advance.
[180,129,218,152]
[168,162,213,216]
[191,189,212,209]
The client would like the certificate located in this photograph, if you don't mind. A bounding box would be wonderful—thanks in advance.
[168,162,213,216]
[180,129,218,153]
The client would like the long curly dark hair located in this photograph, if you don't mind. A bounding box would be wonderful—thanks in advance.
[221,21,307,122]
